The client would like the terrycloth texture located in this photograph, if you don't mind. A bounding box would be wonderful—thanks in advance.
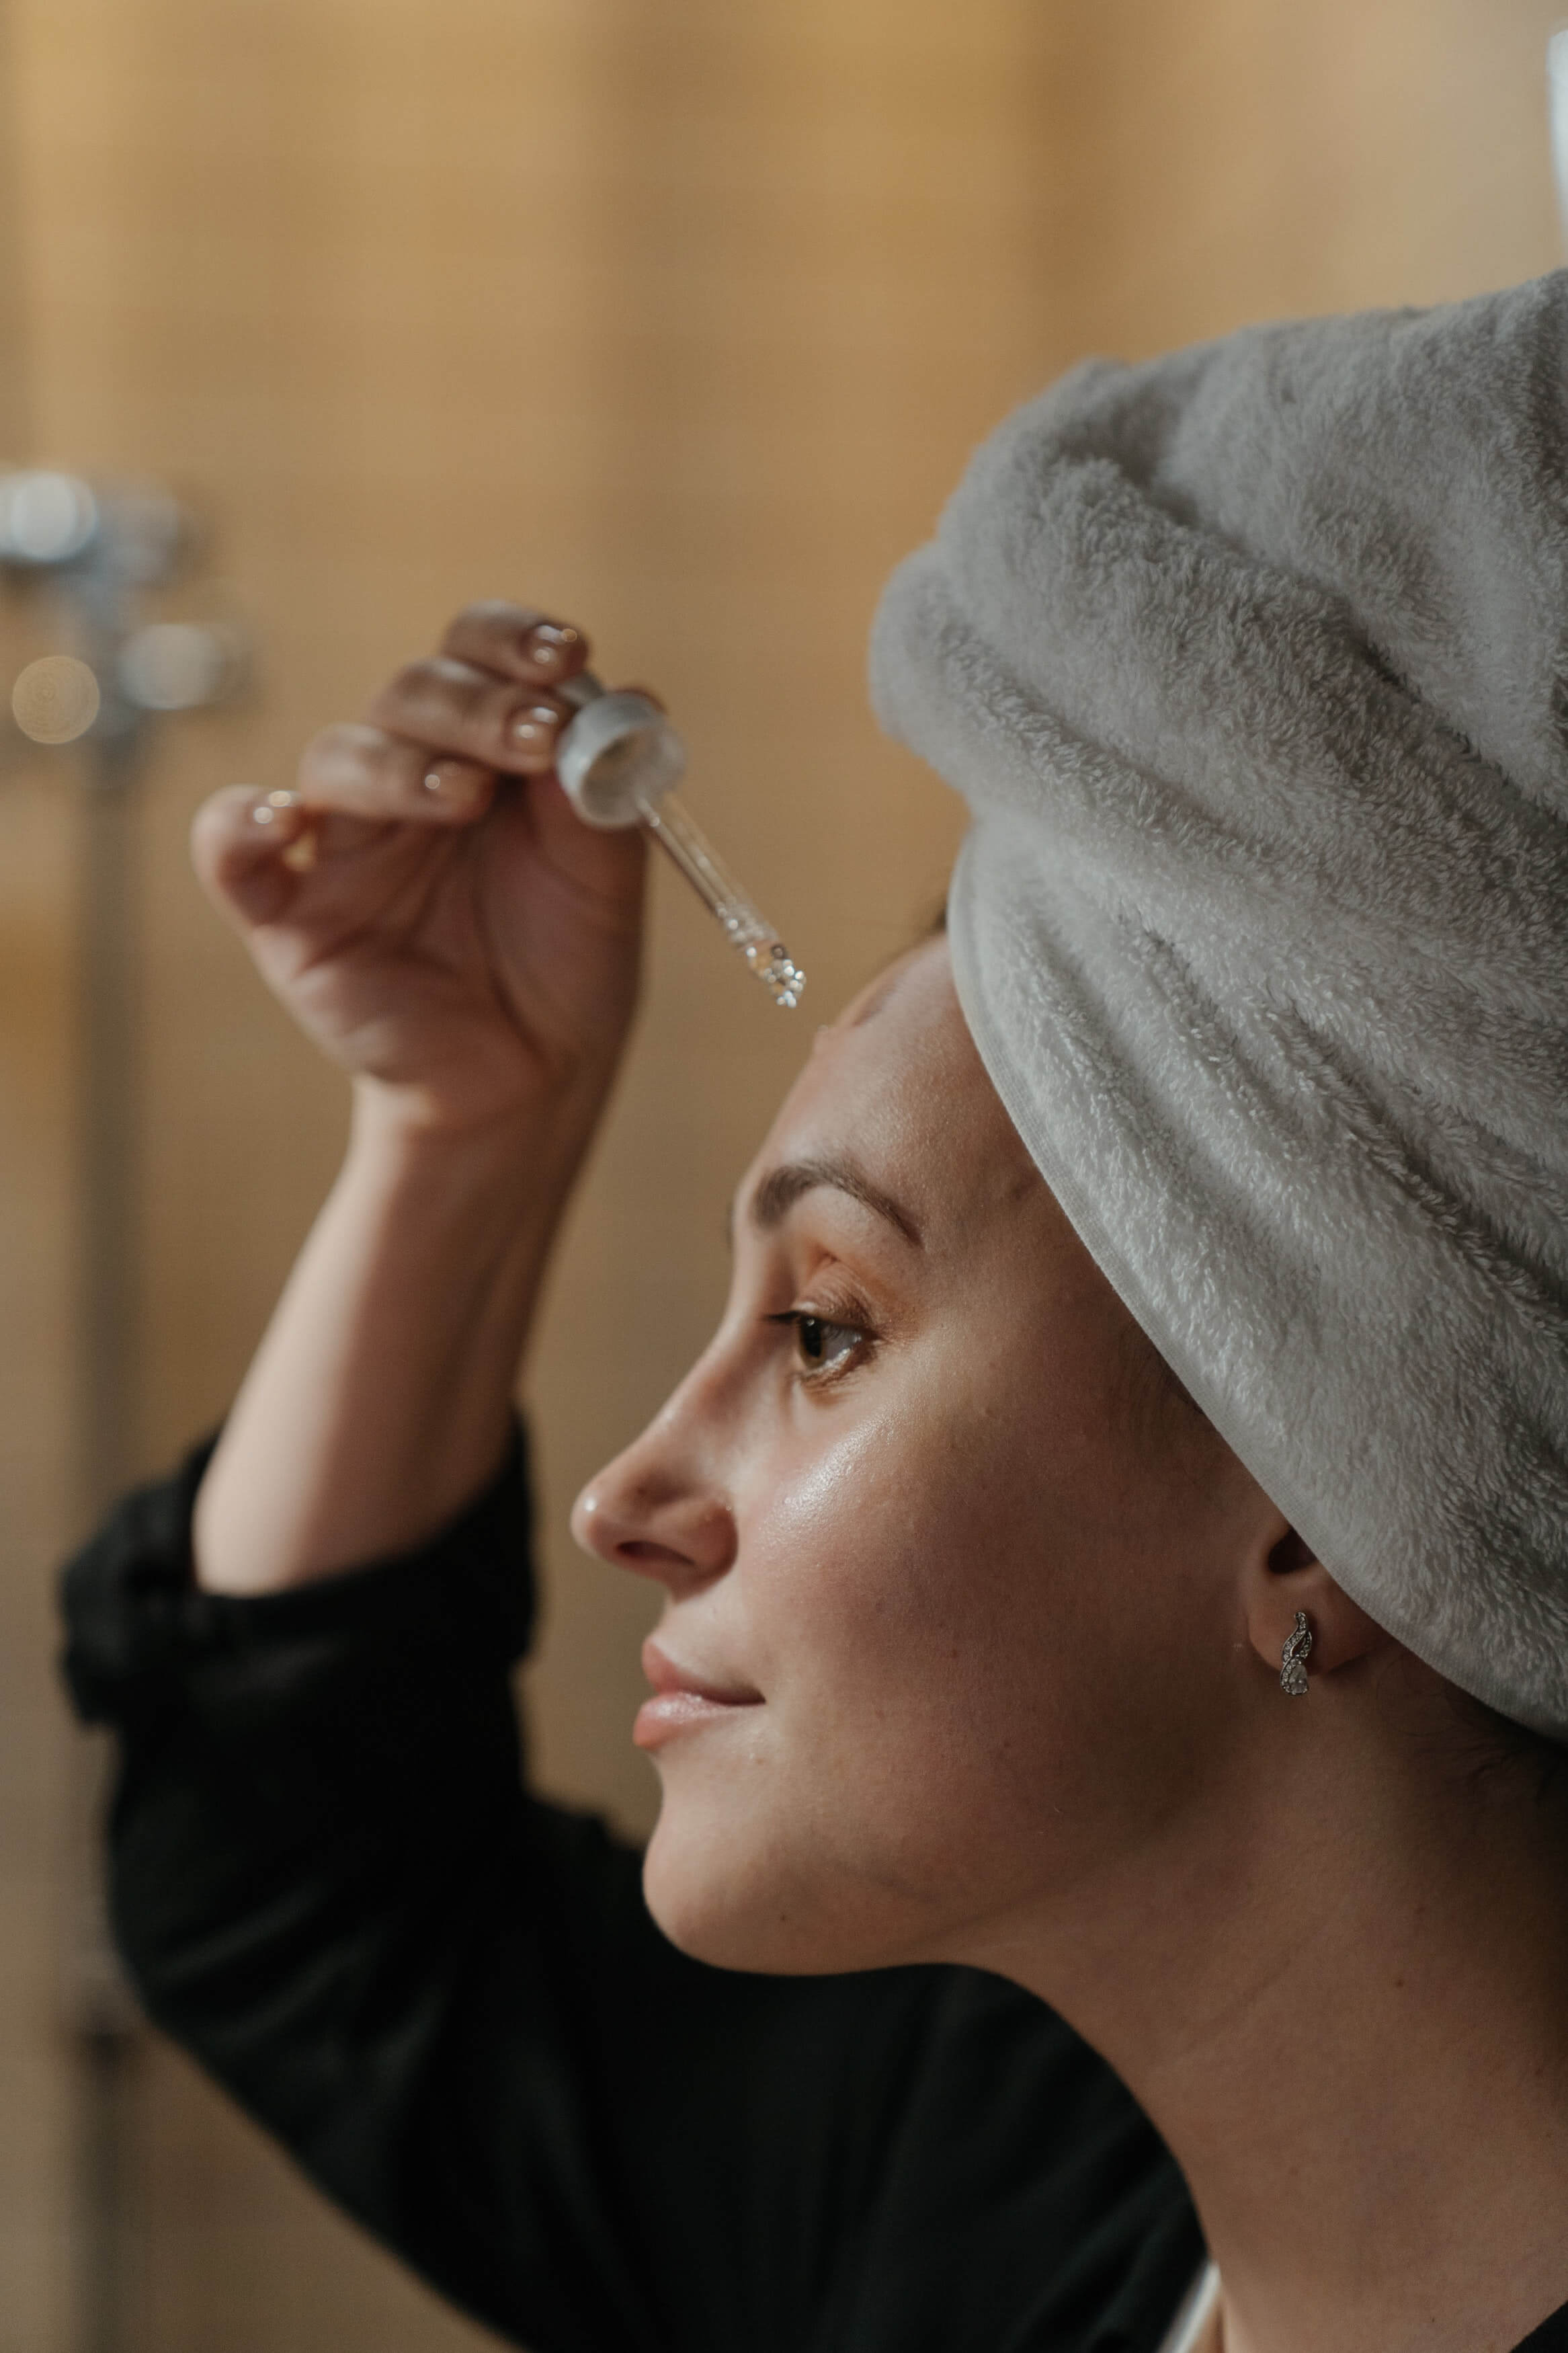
[869,273,1568,1736]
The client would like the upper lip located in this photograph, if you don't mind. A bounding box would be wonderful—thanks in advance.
[641,1638,762,1707]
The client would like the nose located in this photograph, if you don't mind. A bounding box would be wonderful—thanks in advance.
[571,1404,737,1597]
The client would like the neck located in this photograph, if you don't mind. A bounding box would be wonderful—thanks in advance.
[977,1685,1568,2353]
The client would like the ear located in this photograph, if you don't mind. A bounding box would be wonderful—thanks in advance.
[1242,1521,1388,1681]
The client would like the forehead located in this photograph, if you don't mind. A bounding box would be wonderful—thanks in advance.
[744,939,1041,1240]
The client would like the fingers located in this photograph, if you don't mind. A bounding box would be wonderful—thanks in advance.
[192,785,321,928]
[365,601,593,779]
[194,755,468,928]
[439,600,589,692]
[297,720,499,821]
[365,655,581,779]
[196,603,626,932]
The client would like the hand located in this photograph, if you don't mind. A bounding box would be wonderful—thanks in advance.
[192,601,647,1135]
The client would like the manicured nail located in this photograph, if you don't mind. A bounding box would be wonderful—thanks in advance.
[522,622,579,672]
[423,761,481,802]
[509,701,565,749]
[251,788,300,828]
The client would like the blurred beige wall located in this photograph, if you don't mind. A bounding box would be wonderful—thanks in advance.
[0,0,1561,2345]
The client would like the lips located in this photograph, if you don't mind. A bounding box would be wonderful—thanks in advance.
[634,1638,764,1751]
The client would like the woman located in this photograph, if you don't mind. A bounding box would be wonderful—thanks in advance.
[65,272,1568,2352]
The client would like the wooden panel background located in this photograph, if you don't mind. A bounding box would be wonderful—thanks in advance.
[0,0,1559,2344]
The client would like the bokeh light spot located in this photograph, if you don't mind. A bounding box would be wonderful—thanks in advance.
[0,471,98,564]
[118,622,233,711]
[13,654,102,744]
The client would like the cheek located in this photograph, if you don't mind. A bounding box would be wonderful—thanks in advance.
[751,1361,1163,1734]
[712,1404,1133,1911]
[756,1408,1034,1721]
[763,1411,1100,1825]
[643,1354,1219,1972]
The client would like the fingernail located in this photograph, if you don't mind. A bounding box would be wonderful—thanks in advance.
[251,789,300,828]
[522,623,579,672]
[509,701,565,749]
[423,761,481,801]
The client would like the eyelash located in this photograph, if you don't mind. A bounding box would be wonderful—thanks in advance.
[764,1304,875,1388]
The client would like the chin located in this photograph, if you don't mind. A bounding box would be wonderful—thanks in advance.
[641,1822,839,1975]
[639,1803,953,1978]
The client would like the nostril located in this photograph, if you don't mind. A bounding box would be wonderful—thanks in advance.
[616,1538,696,1573]
[571,1468,736,1587]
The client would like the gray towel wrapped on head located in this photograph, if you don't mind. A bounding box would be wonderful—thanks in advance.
[869,272,1568,1736]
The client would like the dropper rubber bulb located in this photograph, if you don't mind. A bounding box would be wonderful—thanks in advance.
[554,673,805,1008]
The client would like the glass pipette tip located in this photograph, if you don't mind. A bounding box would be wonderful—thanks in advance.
[637,791,805,1008]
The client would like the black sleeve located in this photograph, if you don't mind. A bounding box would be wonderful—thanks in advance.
[1518,2303,1568,2350]
[60,1431,1200,2353]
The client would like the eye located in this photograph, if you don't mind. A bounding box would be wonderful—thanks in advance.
[765,1308,871,1383]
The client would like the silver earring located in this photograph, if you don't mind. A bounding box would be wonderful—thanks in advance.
[1280,1609,1313,1698]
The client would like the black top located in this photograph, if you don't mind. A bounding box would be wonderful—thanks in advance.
[58,1433,1568,2353]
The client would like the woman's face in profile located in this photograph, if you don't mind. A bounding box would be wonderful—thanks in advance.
[573,938,1260,1979]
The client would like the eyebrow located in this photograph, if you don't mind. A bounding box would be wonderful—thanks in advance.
[740,1154,924,1250]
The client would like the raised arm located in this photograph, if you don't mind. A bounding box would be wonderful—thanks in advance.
[190,601,644,1591]
[63,598,1199,2353]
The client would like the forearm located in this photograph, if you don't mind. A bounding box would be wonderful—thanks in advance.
[194,1072,602,1594]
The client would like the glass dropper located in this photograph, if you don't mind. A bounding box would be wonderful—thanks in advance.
[554,673,805,1008]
